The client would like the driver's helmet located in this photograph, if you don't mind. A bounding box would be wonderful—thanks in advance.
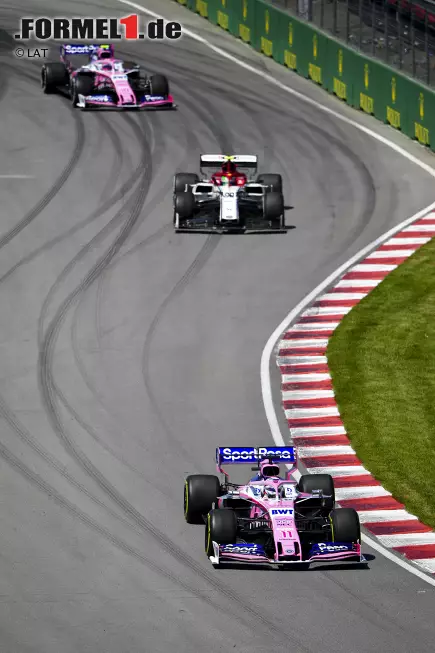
[94,45,114,60]
[222,160,237,176]
[260,458,280,478]
[263,485,277,499]
[221,175,230,186]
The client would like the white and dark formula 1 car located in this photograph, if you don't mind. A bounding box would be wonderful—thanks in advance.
[173,155,287,233]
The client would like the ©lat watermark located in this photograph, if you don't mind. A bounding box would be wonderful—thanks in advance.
[14,15,182,41]
[15,47,48,58]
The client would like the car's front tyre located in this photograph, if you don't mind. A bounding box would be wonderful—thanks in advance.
[263,191,284,227]
[150,73,169,97]
[205,509,237,557]
[70,75,94,107]
[174,190,195,228]
[330,508,361,543]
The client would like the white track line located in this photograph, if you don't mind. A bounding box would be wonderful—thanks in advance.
[287,323,340,331]
[0,174,34,179]
[358,510,418,523]
[335,278,382,288]
[290,426,347,437]
[117,0,435,585]
[282,373,332,382]
[278,338,330,348]
[282,390,335,399]
[277,355,328,365]
[305,465,368,475]
[297,445,356,456]
[335,486,392,500]
[386,237,431,245]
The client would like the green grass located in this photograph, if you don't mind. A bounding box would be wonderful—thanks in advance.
[327,237,435,529]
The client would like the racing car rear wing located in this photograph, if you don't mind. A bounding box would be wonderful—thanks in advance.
[60,43,110,57]
[216,446,296,475]
[200,155,258,169]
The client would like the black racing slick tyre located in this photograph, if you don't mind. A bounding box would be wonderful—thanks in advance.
[184,475,221,524]
[297,474,335,511]
[41,62,68,93]
[174,173,200,193]
[150,73,169,97]
[263,191,284,221]
[330,508,361,543]
[205,509,237,556]
[70,75,94,107]
[174,190,195,228]
[256,173,283,193]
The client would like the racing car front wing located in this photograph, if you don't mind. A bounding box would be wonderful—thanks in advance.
[209,541,366,567]
[77,93,176,110]
[175,198,286,234]
[175,216,286,234]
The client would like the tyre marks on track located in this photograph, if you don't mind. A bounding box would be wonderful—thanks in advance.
[0,114,150,285]
[0,66,86,251]
[68,95,209,472]
[0,37,316,648]
[29,70,313,650]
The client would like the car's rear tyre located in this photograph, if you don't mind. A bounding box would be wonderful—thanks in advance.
[174,190,195,228]
[184,475,221,524]
[205,509,237,556]
[71,75,94,107]
[41,62,69,93]
[330,508,361,542]
[150,73,169,97]
[256,173,283,193]
[297,474,335,511]
[263,191,284,221]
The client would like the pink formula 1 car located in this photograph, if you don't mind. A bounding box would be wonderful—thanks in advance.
[41,43,175,110]
[184,446,366,568]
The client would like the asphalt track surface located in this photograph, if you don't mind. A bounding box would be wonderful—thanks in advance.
[1,0,435,650]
